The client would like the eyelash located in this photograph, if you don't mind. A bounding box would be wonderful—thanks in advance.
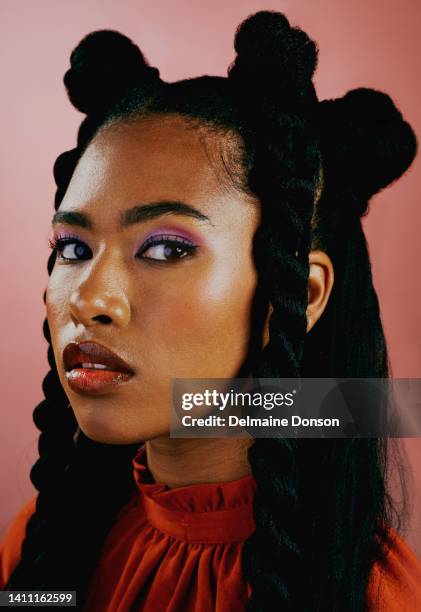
[48,234,90,261]
[48,233,198,263]
[137,234,198,262]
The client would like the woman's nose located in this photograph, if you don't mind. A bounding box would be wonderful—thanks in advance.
[69,254,131,329]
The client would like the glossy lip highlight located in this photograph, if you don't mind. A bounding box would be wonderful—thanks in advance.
[63,341,135,395]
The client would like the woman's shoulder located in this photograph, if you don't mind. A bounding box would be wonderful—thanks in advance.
[367,526,421,611]
[0,496,37,588]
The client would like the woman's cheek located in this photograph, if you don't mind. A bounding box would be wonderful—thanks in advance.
[146,267,231,337]
[45,271,74,340]
[46,277,64,319]
[146,263,255,375]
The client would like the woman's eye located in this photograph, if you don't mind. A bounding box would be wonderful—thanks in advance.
[48,235,197,263]
[49,237,92,261]
[138,236,198,262]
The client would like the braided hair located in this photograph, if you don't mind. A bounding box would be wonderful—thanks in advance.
[6,11,417,611]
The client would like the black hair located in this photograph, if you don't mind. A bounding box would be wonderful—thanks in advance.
[6,10,417,611]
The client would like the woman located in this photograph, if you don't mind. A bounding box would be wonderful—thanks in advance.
[1,10,420,611]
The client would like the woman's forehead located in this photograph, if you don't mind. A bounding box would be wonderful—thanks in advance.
[60,115,259,227]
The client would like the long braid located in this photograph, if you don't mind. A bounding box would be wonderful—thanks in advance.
[6,224,78,587]
[6,35,161,598]
[227,15,417,612]
[226,12,321,609]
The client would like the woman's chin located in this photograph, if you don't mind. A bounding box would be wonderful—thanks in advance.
[78,425,134,445]
[76,418,164,446]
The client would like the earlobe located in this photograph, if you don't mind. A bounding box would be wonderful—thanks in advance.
[306,250,334,333]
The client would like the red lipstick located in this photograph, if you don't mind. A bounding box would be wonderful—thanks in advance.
[63,341,135,395]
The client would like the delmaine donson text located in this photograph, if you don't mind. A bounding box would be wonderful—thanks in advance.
[181,415,341,427]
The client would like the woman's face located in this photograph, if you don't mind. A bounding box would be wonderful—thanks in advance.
[46,115,261,444]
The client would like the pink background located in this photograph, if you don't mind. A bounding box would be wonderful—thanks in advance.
[0,1,420,554]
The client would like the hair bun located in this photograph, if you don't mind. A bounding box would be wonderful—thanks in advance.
[228,11,318,110]
[63,30,160,115]
[319,88,418,212]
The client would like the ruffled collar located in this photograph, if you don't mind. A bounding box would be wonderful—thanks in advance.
[131,446,256,544]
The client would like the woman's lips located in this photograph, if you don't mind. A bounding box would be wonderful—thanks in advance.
[63,341,135,395]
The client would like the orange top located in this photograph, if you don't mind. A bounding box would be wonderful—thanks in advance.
[1,446,421,611]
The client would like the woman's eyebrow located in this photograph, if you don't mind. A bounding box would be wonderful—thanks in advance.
[52,210,90,228]
[121,201,212,226]
[51,201,212,228]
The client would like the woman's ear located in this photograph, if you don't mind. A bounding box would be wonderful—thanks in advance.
[306,250,334,332]
[261,249,334,346]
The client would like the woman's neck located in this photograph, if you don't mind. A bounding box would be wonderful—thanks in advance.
[144,437,253,488]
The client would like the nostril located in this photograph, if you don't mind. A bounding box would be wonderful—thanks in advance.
[93,314,113,324]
